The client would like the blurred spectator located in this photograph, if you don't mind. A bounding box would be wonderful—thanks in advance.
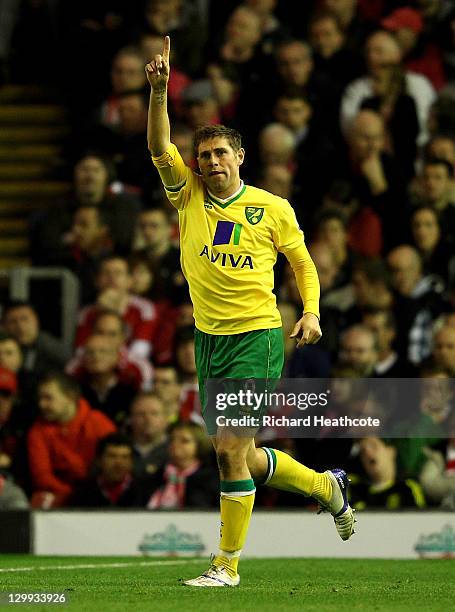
[181,79,221,129]
[214,4,265,90]
[147,422,218,509]
[341,29,435,176]
[256,164,293,200]
[308,242,354,312]
[30,153,142,265]
[83,89,161,198]
[2,301,69,374]
[415,158,455,244]
[361,307,416,377]
[309,9,364,94]
[314,209,356,287]
[431,325,455,376]
[258,123,297,168]
[419,416,455,509]
[75,333,138,427]
[327,109,408,251]
[410,205,454,283]
[0,367,23,478]
[154,365,182,422]
[27,373,115,507]
[71,433,153,507]
[381,6,446,91]
[350,257,393,316]
[64,205,114,304]
[129,392,169,477]
[338,324,379,376]
[76,255,158,360]
[349,437,426,509]
[0,332,36,425]
[244,0,290,55]
[0,474,29,510]
[138,32,191,119]
[175,326,202,425]
[134,207,187,304]
[142,0,207,77]
[387,245,447,364]
[99,46,146,128]
[321,0,368,53]
[67,309,152,392]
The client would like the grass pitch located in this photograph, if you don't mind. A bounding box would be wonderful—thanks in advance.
[0,556,454,611]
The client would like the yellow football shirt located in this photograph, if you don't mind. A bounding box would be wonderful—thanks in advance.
[153,144,319,334]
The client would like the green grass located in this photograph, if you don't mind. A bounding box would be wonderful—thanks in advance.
[0,556,454,611]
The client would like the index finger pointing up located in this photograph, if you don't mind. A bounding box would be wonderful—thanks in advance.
[163,36,171,61]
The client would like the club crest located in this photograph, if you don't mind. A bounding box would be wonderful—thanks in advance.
[245,207,264,225]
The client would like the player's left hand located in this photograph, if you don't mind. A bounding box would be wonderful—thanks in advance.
[290,313,322,347]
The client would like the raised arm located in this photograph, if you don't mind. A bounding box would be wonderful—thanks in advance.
[145,35,171,156]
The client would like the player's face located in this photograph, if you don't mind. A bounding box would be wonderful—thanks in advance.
[197,137,244,197]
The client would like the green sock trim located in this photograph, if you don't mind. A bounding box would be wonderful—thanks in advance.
[259,447,277,485]
[220,479,255,493]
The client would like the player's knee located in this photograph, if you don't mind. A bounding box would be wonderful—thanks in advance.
[216,446,247,473]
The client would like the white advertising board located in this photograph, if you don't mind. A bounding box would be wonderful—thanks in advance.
[33,511,455,559]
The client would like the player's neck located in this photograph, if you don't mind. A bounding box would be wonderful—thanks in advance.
[207,179,243,202]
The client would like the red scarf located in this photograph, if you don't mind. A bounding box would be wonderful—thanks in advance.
[148,461,201,509]
[98,474,132,504]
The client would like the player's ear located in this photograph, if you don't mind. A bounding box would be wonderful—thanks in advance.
[237,147,245,166]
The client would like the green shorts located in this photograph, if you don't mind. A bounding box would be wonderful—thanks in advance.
[194,327,284,436]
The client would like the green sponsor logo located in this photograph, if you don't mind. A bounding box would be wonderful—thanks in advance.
[414,524,455,558]
[245,207,264,225]
[138,524,205,557]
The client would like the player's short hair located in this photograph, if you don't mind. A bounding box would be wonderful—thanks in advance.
[193,125,242,155]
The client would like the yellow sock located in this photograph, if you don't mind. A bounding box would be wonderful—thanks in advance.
[214,479,255,577]
[263,448,332,504]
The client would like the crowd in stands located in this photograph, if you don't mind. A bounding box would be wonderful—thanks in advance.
[1,0,455,512]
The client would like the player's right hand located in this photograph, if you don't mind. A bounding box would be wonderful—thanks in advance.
[145,35,171,89]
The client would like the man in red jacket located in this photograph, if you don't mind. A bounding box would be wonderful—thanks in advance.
[27,372,116,507]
